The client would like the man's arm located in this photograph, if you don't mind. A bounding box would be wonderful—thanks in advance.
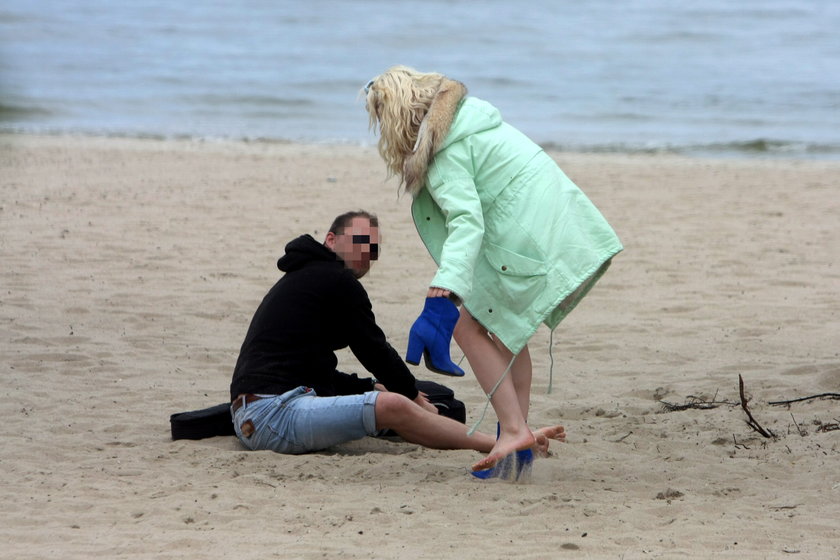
[340,276,420,400]
[330,369,377,395]
[331,370,437,413]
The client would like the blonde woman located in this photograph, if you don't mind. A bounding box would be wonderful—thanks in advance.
[364,66,622,474]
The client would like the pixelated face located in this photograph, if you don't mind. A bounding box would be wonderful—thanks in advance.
[326,217,379,278]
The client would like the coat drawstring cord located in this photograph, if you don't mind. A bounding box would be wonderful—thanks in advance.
[547,328,555,395]
[459,329,556,436]
[467,354,517,436]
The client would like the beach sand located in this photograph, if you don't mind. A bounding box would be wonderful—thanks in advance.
[2,133,838,558]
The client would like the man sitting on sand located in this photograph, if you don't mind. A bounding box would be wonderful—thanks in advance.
[229,210,564,464]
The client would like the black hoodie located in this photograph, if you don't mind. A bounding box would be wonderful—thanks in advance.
[230,235,418,401]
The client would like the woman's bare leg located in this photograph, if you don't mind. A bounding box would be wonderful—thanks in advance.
[453,308,539,469]
[491,336,532,421]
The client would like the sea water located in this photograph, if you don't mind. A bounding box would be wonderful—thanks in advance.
[1,0,838,158]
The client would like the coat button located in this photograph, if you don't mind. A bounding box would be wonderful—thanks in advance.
[426,216,431,221]
[501,265,507,271]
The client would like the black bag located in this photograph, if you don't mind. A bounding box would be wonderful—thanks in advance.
[170,379,466,440]
[415,379,466,424]
[170,402,235,440]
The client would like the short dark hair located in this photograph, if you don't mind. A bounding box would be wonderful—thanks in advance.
[328,210,379,234]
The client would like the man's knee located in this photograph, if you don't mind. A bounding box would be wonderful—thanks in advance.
[374,392,416,429]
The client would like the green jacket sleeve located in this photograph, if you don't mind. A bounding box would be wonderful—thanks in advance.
[424,155,485,302]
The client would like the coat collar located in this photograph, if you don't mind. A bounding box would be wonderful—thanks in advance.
[403,78,467,196]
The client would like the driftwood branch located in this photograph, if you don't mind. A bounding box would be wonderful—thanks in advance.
[657,381,836,438]
[768,393,840,406]
[739,374,775,438]
[660,397,738,412]
[816,422,840,433]
[660,389,738,412]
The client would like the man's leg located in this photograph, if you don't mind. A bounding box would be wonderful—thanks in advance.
[374,392,495,452]
[235,389,382,454]
[375,392,563,457]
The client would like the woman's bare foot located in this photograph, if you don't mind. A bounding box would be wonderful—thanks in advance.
[471,429,536,471]
[471,425,567,471]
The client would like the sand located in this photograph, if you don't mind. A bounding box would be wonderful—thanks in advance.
[2,133,838,559]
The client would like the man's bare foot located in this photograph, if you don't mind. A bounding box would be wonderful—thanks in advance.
[535,425,566,442]
[533,432,550,457]
[533,425,566,457]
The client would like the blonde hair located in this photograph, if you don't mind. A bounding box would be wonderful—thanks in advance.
[365,65,445,189]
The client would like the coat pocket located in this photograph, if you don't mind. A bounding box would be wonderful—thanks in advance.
[482,242,547,312]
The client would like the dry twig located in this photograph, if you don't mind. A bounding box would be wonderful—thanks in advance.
[768,393,840,406]
[789,413,806,436]
[739,375,775,438]
[732,434,749,449]
[660,391,738,412]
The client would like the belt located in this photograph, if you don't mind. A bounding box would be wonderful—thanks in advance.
[231,393,267,414]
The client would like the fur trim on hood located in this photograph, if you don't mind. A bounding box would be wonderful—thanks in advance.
[403,79,467,196]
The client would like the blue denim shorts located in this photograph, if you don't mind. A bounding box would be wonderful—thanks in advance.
[231,387,380,454]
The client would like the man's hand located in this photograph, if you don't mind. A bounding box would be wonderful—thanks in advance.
[379,384,438,414]
[414,392,439,414]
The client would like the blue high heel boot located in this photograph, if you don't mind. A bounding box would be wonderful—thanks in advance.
[405,297,464,376]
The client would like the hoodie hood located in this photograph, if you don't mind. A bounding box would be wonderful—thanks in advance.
[440,97,503,149]
[403,86,502,196]
[277,234,339,272]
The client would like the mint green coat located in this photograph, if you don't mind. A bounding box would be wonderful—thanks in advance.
[411,97,623,354]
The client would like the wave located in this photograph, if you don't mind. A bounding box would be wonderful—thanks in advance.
[181,94,316,108]
[2,126,839,160]
[539,138,840,159]
[0,103,53,119]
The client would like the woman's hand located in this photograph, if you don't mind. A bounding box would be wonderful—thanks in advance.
[427,286,461,306]
[426,286,451,298]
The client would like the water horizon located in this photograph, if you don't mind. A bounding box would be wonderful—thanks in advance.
[2,0,839,159]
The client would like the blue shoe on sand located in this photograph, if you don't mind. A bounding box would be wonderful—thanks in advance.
[470,448,534,481]
[405,297,464,376]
